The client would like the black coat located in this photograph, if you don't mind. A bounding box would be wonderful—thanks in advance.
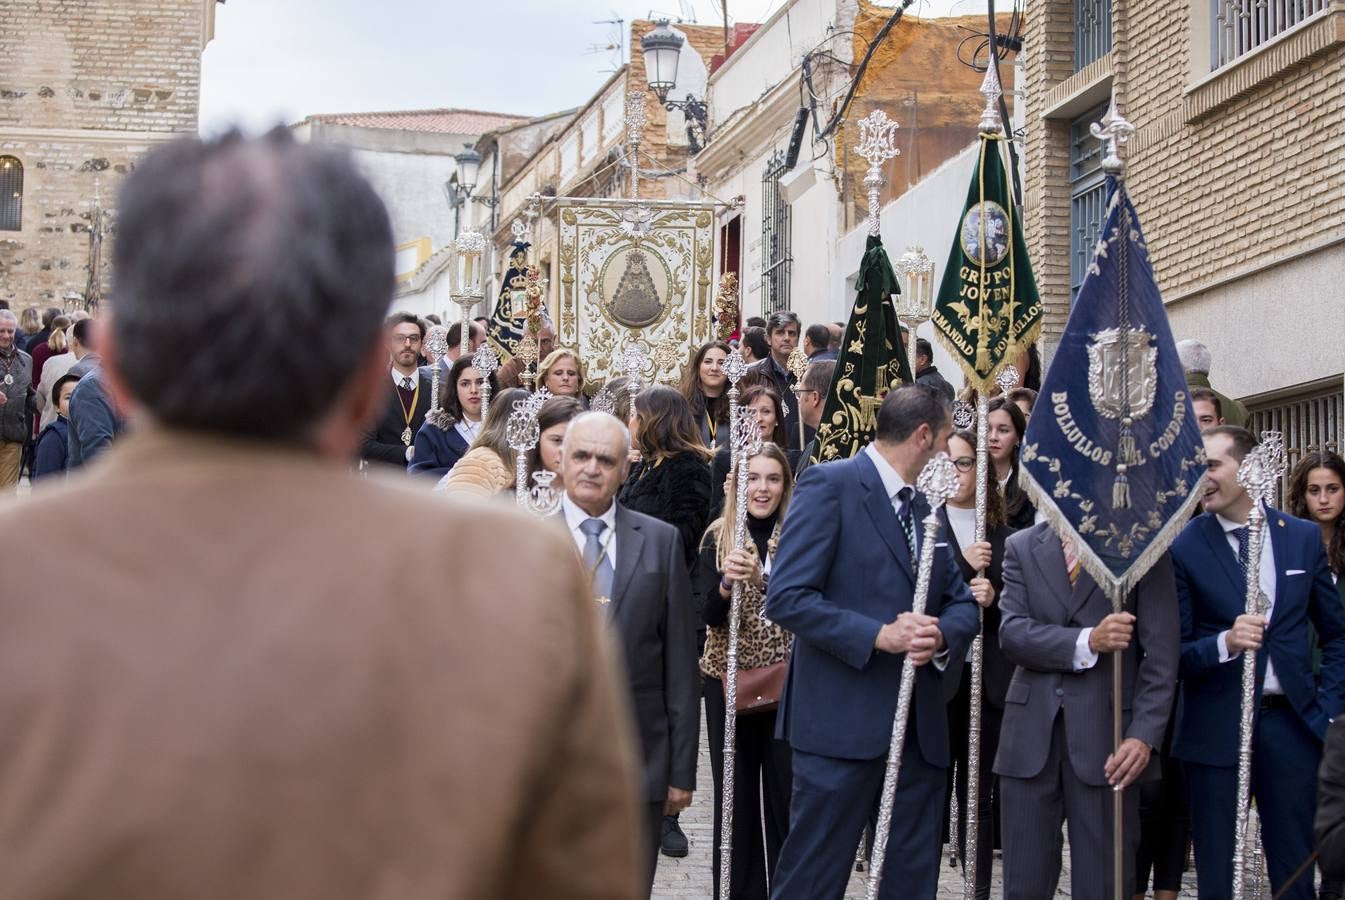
[939,508,1013,708]
[361,373,433,468]
[618,451,711,571]
[1318,717,1345,879]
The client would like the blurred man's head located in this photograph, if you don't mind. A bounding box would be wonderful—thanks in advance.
[915,338,934,375]
[1201,425,1257,521]
[70,317,99,358]
[800,359,835,429]
[0,310,15,352]
[803,323,831,358]
[107,129,394,454]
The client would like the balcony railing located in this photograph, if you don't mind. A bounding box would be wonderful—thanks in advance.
[1212,0,1328,68]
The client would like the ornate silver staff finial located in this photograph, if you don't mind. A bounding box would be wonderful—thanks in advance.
[424,326,452,428]
[1237,440,1283,509]
[618,342,650,400]
[996,364,1020,396]
[507,400,542,509]
[526,469,561,516]
[952,401,976,430]
[590,386,617,416]
[626,91,648,202]
[978,62,1003,135]
[733,408,764,460]
[917,452,961,509]
[471,341,500,420]
[1090,91,1135,177]
[854,109,900,238]
[723,347,749,387]
[1258,430,1286,481]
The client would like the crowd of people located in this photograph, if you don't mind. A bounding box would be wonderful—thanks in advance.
[1,129,1344,900]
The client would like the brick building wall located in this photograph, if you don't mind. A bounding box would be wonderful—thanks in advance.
[0,0,216,308]
[1022,1,1345,404]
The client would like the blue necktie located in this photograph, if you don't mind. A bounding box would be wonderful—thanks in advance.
[581,518,614,598]
[897,486,917,558]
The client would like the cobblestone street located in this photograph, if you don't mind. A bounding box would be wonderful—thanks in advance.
[654,705,1221,899]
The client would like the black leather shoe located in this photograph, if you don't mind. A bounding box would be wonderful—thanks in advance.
[660,815,689,858]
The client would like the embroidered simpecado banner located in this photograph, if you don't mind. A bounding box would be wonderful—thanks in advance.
[930,134,1043,394]
[555,201,716,387]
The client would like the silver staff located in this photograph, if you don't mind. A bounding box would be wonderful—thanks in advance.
[962,362,1019,899]
[1231,436,1285,900]
[854,108,900,239]
[506,396,541,509]
[526,469,561,517]
[867,452,960,900]
[718,411,763,900]
[424,326,451,429]
[472,341,499,421]
[618,341,650,404]
[723,348,748,457]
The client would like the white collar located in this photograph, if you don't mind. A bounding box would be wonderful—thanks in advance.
[863,442,912,501]
[1215,504,1266,534]
[561,492,617,534]
[391,368,418,387]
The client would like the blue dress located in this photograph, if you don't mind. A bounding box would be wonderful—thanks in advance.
[408,422,470,479]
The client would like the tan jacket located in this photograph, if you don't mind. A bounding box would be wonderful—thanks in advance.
[0,428,643,900]
[438,445,513,497]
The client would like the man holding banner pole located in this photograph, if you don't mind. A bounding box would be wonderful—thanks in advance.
[1007,93,1203,900]
[929,59,1043,900]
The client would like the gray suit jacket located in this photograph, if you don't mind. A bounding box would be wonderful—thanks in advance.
[587,504,701,803]
[993,522,1179,787]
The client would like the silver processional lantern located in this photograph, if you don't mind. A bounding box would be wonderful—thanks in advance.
[448,230,492,364]
[894,246,935,371]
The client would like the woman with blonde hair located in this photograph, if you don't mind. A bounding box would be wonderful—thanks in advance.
[695,441,795,899]
[537,347,585,400]
[435,387,527,497]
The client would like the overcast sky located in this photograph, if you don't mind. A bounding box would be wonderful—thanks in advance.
[199,0,990,135]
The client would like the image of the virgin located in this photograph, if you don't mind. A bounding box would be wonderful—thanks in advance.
[601,244,669,328]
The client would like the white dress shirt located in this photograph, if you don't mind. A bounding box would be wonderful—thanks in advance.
[561,493,618,570]
[863,444,948,668]
[1215,511,1282,694]
[455,418,481,444]
[391,368,417,390]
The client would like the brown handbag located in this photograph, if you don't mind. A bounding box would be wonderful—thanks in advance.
[722,661,788,715]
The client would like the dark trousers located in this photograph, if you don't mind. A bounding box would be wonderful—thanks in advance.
[1185,705,1321,900]
[771,736,944,900]
[705,674,792,900]
[643,800,664,897]
[999,715,1140,900]
[945,672,1003,900]
[1134,753,1188,893]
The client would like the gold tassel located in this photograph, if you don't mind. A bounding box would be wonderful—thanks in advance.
[976,346,990,370]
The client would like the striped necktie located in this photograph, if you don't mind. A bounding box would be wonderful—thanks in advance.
[1062,538,1081,585]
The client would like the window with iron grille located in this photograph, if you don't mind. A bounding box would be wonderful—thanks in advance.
[0,156,21,231]
[1211,0,1327,69]
[1248,376,1343,504]
[1069,107,1107,303]
[1075,0,1113,71]
[761,148,792,316]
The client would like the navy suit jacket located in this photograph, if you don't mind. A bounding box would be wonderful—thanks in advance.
[765,450,980,765]
[408,422,469,480]
[1172,508,1345,767]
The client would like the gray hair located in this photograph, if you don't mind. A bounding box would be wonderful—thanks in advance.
[0,310,16,325]
[1176,339,1212,375]
[562,410,630,456]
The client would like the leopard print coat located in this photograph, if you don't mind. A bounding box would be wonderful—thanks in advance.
[699,578,792,679]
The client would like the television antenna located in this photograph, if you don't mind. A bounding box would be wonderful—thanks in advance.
[588,14,625,73]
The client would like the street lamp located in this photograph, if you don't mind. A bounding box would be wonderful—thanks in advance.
[640,20,709,154]
[454,144,482,196]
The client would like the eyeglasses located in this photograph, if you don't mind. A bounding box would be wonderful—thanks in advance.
[952,456,976,472]
[393,334,422,345]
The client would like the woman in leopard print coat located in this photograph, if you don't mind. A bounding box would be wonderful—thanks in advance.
[695,441,794,900]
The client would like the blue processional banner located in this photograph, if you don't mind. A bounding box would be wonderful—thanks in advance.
[1018,175,1205,600]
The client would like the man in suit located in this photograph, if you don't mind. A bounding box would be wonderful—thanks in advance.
[993,525,1179,900]
[1173,425,1345,900]
[361,311,432,468]
[914,338,956,403]
[803,322,837,362]
[748,310,803,450]
[0,130,644,900]
[558,411,701,896]
[765,384,981,899]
